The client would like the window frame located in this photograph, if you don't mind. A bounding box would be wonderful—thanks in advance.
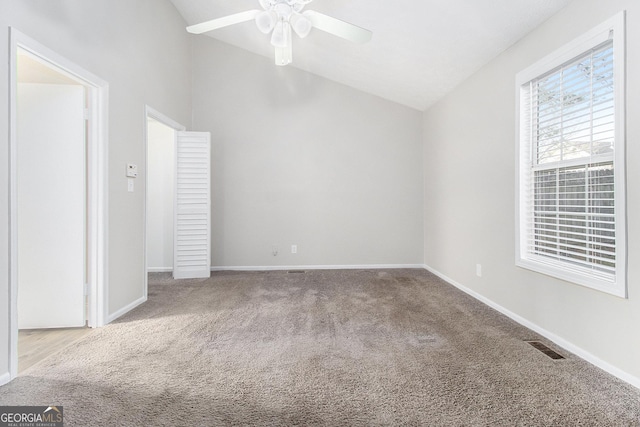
[515,11,627,298]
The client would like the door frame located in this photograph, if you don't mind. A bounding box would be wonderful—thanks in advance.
[143,106,185,296]
[8,28,109,379]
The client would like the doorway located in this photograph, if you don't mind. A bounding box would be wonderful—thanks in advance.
[14,48,90,372]
[144,107,185,291]
[16,50,87,329]
[9,29,108,379]
[146,117,178,273]
[144,108,211,285]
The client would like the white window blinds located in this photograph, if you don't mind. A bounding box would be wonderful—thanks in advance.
[532,42,614,165]
[516,12,626,297]
[526,41,615,280]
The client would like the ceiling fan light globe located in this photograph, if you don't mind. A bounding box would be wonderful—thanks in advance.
[290,13,311,38]
[256,11,276,34]
[271,21,290,48]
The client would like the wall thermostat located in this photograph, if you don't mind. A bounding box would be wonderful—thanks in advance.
[126,163,138,178]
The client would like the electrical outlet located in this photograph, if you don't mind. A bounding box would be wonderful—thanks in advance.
[476,263,482,277]
[272,245,278,256]
[291,245,297,254]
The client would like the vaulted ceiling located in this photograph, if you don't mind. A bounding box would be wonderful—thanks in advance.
[169,0,572,111]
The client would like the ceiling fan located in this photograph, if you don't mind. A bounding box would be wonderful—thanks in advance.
[186,0,372,66]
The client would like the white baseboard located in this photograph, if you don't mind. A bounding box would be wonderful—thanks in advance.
[106,296,147,324]
[211,264,425,272]
[147,267,172,273]
[423,264,640,390]
[0,371,10,386]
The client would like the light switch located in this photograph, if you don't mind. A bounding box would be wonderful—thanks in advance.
[127,179,134,192]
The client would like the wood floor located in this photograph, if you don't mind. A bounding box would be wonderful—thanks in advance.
[18,327,94,373]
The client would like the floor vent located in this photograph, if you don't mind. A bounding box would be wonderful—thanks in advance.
[288,270,306,274]
[526,341,565,360]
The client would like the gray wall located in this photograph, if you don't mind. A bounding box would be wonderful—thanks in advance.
[192,38,424,268]
[0,0,192,377]
[423,0,640,381]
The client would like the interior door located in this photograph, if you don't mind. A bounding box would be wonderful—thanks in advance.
[17,83,86,328]
[173,131,211,279]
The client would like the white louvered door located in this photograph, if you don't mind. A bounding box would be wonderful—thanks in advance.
[173,131,211,279]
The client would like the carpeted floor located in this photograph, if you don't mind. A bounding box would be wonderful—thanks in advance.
[1,269,639,426]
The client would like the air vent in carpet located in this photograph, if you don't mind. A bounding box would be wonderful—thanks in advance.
[526,341,565,360]
[288,270,306,274]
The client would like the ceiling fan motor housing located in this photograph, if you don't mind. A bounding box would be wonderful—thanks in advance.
[259,0,312,13]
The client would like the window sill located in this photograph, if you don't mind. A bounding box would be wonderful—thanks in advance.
[516,256,626,298]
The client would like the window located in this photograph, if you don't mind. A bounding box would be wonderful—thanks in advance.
[516,12,626,297]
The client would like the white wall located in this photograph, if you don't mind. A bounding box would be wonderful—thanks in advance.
[146,119,175,271]
[423,0,640,383]
[192,38,424,268]
[0,0,192,379]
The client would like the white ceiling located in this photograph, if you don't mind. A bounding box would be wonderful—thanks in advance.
[169,0,572,111]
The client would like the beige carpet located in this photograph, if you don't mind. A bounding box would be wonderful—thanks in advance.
[1,269,639,426]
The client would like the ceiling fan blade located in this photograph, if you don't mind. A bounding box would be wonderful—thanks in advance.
[302,11,372,43]
[186,10,261,34]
